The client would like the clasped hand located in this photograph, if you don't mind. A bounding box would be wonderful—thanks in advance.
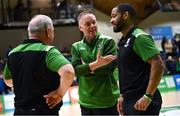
[134,95,151,111]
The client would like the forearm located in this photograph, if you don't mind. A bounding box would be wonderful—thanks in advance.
[59,74,74,96]
[89,53,117,73]
[74,64,91,76]
[74,62,115,77]
[73,54,117,76]
[75,63,116,77]
[57,64,75,96]
[94,61,117,75]
[146,56,164,95]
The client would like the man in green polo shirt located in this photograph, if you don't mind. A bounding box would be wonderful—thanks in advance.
[71,10,119,115]
[110,3,165,115]
[3,14,75,115]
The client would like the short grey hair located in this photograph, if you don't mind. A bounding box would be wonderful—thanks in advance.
[28,15,53,34]
[77,10,94,25]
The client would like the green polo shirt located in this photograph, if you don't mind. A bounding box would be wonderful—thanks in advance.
[71,32,119,108]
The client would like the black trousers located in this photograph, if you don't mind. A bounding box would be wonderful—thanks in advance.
[80,104,119,115]
[122,90,162,115]
[14,108,59,115]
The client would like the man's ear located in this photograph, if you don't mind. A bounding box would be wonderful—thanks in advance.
[46,27,51,38]
[79,25,83,32]
[123,11,129,20]
[43,28,50,44]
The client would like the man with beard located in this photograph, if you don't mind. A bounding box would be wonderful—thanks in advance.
[71,10,119,115]
[110,3,165,115]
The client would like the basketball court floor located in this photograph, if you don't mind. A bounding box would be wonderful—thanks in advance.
[58,91,180,116]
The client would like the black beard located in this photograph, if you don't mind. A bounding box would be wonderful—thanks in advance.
[113,25,123,33]
[113,16,126,33]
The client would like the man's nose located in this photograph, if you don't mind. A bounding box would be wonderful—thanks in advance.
[90,23,95,27]
[110,19,113,24]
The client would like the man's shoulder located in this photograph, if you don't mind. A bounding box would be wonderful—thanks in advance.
[9,44,56,55]
[99,34,113,40]
[72,40,84,46]
[132,28,149,38]
[44,45,56,52]
[8,44,23,55]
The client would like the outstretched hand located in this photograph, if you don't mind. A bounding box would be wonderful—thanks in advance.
[89,50,117,73]
[44,90,63,109]
[96,50,117,67]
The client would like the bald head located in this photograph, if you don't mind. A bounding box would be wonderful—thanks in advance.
[28,15,53,34]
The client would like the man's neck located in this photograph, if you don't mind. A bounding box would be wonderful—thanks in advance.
[85,36,95,43]
[122,24,134,38]
[29,34,39,39]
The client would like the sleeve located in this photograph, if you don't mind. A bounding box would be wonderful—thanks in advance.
[71,44,91,77]
[46,47,70,72]
[94,39,118,75]
[3,63,12,80]
[133,34,160,62]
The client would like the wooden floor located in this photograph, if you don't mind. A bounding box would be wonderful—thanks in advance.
[161,91,180,107]
[59,91,180,116]
[1,91,180,116]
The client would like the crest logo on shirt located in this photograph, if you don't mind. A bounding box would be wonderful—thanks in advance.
[98,43,103,50]
[124,38,130,47]
[79,47,86,51]
[81,58,85,64]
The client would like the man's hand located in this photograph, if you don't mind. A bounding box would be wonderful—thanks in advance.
[44,90,63,109]
[89,50,117,71]
[117,95,123,116]
[134,95,151,111]
[97,50,117,66]
[44,64,74,109]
